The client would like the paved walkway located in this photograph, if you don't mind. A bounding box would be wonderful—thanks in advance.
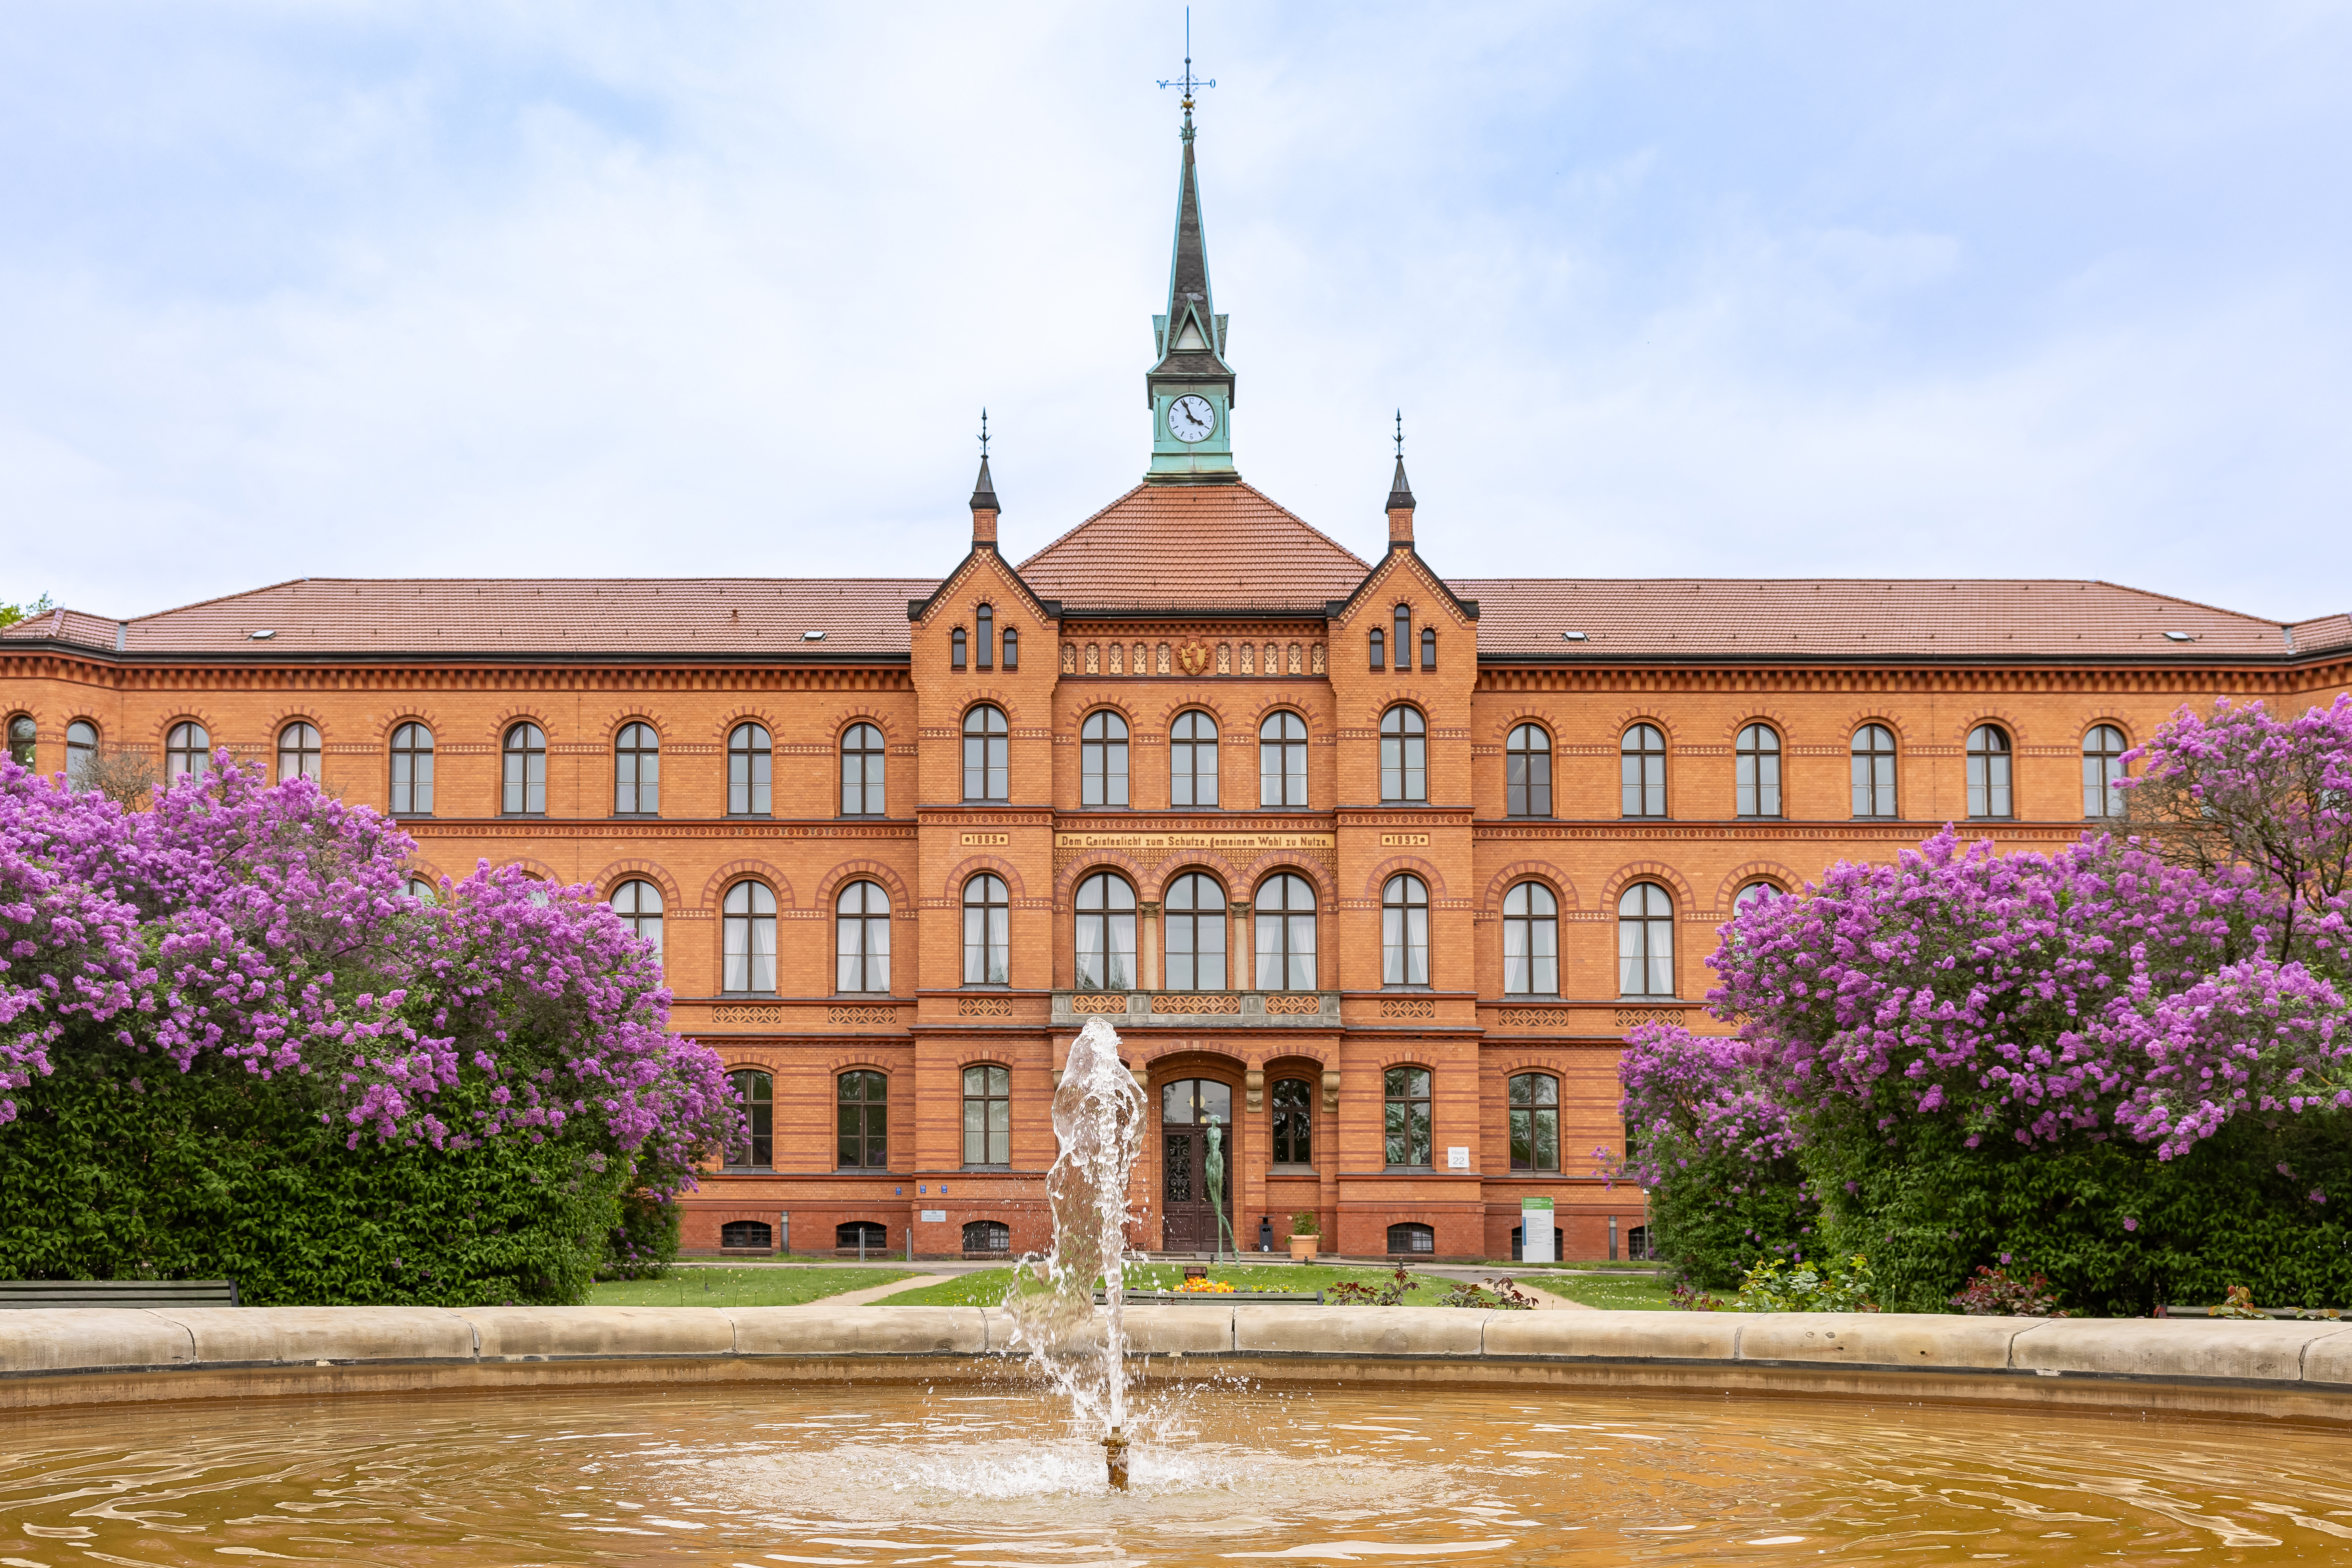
[819,1274,953,1307]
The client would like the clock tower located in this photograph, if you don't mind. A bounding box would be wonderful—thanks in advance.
[1145,97,1239,483]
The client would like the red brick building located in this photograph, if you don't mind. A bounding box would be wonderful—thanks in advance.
[7,108,2350,1261]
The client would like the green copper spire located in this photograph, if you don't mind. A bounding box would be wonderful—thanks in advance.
[1145,38,1238,483]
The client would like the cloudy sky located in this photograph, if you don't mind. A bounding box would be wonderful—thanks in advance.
[3,3,2347,622]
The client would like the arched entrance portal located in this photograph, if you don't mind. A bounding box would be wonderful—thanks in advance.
[1160,1078,1234,1254]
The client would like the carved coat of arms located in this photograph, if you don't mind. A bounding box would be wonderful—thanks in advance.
[1176,641,1211,676]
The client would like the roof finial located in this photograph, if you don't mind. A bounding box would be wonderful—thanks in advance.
[1157,6,1214,134]
[979,407,990,459]
[1393,409,1405,460]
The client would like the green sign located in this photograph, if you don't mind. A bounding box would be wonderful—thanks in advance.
[1521,1196,1554,1212]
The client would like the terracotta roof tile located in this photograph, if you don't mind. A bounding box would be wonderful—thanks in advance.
[1018,483,1369,614]
[0,608,120,649]
[1453,578,2305,660]
[2289,613,2352,656]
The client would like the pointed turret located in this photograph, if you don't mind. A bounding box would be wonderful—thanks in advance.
[970,411,1001,543]
[1386,455,1416,545]
[1144,96,1240,484]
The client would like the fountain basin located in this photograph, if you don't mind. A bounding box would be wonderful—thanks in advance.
[6,1303,2352,1427]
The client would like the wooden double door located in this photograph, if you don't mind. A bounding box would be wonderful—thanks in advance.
[1159,1077,1234,1254]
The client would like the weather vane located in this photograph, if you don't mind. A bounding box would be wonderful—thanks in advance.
[978,407,990,459]
[1156,7,1215,111]
[1394,410,1405,460]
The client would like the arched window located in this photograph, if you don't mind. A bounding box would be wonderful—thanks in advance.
[1081,711,1130,808]
[1368,625,1385,669]
[1271,1076,1313,1167]
[838,1070,888,1168]
[2084,725,2128,819]
[963,873,1009,985]
[1074,871,1137,991]
[974,604,995,670]
[1503,882,1559,995]
[390,722,433,815]
[1259,711,1307,808]
[840,722,885,816]
[837,1221,888,1251]
[1733,880,1782,916]
[1380,706,1427,803]
[1254,873,1318,991]
[729,722,772,816]
[1163,872,1228,991]
[962,1064,1010,1166]
[963,1219,1011,1254]
[1163,1077,1233,1126]
[502,722,546,815]
[1387,1222,1435,1255]
[1393,605,1412,671]
[1384,1065,1433,1169]
[65,719,97,790]
[614,722,658,815]
[1620,724,1666,818]
[165,721,210,781]
[1736,724,1781,819]
[1002,626,1020,671]
[1967,725,2014,819]
[1421,625,1438,671]
[963,705,1008,802]
[273,722,320,784]
[950,626,967,669]
[727,1069,773,1169]
[1506,724,1552,817]
[722,881,777,994]
[402,875,437,903]
[1851,724,1897,819]
[610,879,664,959]
[721,1221,773,1250]
[1509,1073,1559,1172]
[1617,883,1675,997]
[1170,710,1219,807]
[1382,873,1430,986]
[835,880,890,993]
[4,715,32,770]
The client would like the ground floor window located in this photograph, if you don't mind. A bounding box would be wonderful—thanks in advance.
[1625,1224,1652,1260]
[1386,1222,1435,1254]
[836,1221,888,1252]
[963,1220,1011,1254]
[721,1220,772,1250]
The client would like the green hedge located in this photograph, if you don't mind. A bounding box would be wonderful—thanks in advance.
[1646,1147,1818,1292]
[0,1039,658,1304]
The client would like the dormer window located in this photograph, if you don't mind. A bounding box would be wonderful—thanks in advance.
[975,604,994,670]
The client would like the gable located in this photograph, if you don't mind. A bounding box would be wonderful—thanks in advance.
[1018,483,1368,615]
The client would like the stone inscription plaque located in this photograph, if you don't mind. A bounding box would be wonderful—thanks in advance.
[1054,830,1337,852]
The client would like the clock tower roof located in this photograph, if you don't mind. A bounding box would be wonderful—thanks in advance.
[1151,106,1231,386]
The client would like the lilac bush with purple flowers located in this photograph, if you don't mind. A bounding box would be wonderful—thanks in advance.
[1620,697,2352,1314]
[0,757,737,1302]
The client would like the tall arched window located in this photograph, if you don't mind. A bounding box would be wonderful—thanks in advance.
[835,880,890,992]
[962,1064,1010,1166]
[1001,626,1020,671]
[1170,711,1219,807]
[723,881,777,993]
[1367,625,1385,669]
[1254,873,1318,991]
[1081,711,1130,808]
[1421,625,1437,671]
[729,722,772,816]
[1503,882,1558,995]
[963,873,1009,985]
[1259,712,1307,808]
[65,719,97,791]
[1383,1066,1432,1169]
[974,604,995,670]
[1380,706,1427,803]
[1392,605,1412,671]
[277,722,320,784]
[2084,725,2128,819]
[4,715,32,769]
[165,721,210,781]
[1271,1076,1313,1167]
[614,722,658,815]
[1506,724,1552,817]
[1509,1073,1559,1172]
[390,722,433,815]
[950,626,967,669]
[1735,724,1781,819]
[1852,724,1897,818]
[1382,873,1430,986]
[1967,725,2014,819]
[840,722,885,816]
[727,1069,773,1169]
[402,875,437,903]
[1164,871,1227,991]
[1074,871,1137,991]
[610,879,664,959]
[838,1070,888,1168]
[963,705,1008,802]
[502,723,546,815]
[1621,724,1666,818]
[1617,883,1675,997]
[1733,880,1783,916]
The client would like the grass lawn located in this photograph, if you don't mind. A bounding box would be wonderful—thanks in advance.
[873,1262,1457,1307]
[588,1266,915,1308]
[1525,1272,1678,1310]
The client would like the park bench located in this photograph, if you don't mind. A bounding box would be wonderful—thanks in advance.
[0,1278,240,1309]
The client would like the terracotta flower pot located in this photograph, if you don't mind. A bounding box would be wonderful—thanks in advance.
[1289,1235,1319,1261]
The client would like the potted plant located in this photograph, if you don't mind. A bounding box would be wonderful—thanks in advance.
[1288,1211,1321,1261]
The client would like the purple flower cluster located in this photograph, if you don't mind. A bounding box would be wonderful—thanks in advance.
[0,757,736,1191]
[1621,697,2352,1176]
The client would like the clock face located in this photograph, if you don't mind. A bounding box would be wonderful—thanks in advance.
[1167,394,1217,443]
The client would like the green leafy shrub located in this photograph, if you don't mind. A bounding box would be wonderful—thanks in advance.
[1733,1252,1878,1313]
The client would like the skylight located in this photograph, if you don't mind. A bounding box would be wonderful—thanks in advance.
[802,630,826,641]
[248,629,275,640]
[2162,630,2196,643]
[1560,630,1588,642]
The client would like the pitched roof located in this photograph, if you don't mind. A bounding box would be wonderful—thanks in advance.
[2289,613,2352,657]
[1455,578,2307,660]
[1,578,938,657]
[1018,483,1370,615]
[0,607,121,650]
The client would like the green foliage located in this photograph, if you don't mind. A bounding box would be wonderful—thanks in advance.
[600,1189,680,1281]
[0,592,53,630]
[1645,1144,1817,1291]
[1288,1209,1320,1235]
[1733,1252,1878,1313]
[0,1037,640,1304]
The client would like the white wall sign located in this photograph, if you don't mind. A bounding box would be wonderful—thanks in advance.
[920,1209,947,1222]
[1447,1146,1471,1169]
[1521,1196,1556,1263]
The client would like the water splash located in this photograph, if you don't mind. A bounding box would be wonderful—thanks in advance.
[1005,1016,1147,1482]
